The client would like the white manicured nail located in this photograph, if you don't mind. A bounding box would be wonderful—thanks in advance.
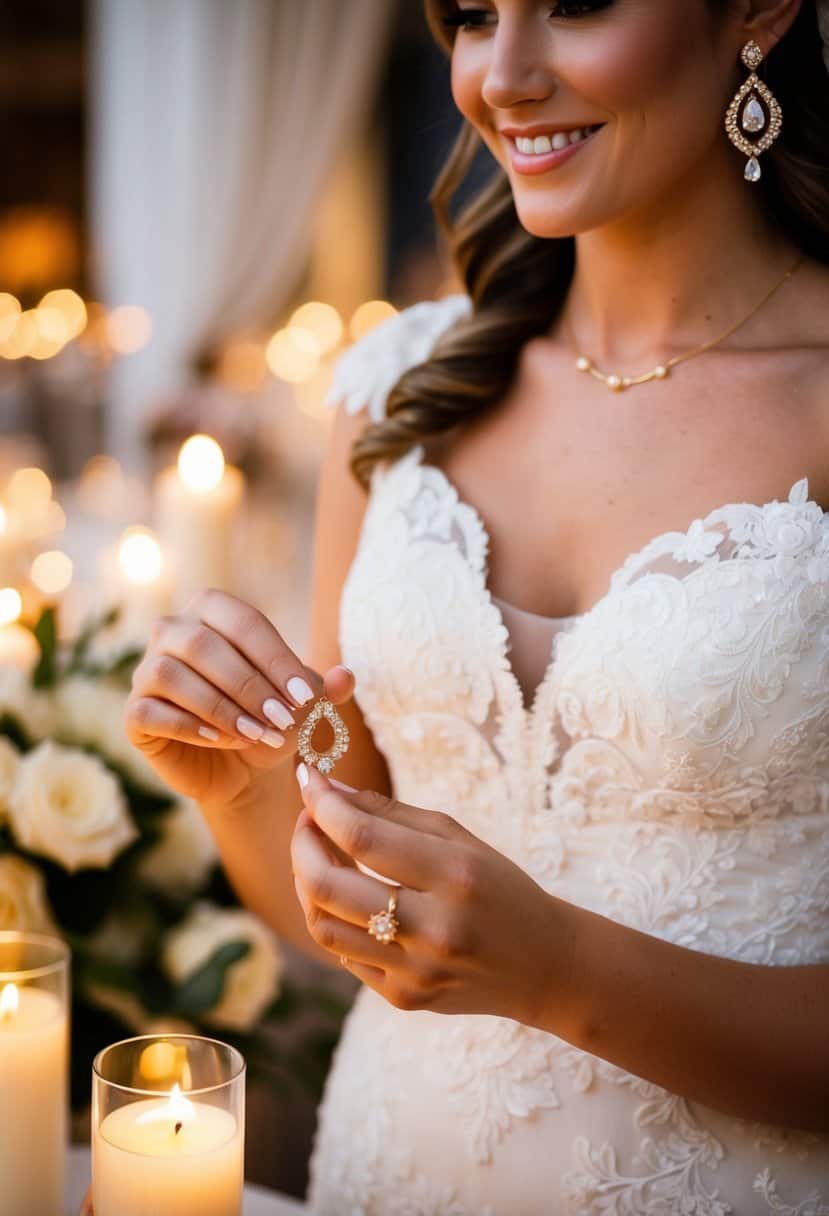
[198,725,220,741]
[263,698,295,729]
[296,762,309,789]
[237,714,264,741]
[287,676,314,706]
[262,728,285,749]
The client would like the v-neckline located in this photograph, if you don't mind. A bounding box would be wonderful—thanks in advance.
[406,443,826,729]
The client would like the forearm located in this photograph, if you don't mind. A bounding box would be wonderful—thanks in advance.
[198,765,339,971]
[541,897,829,1132]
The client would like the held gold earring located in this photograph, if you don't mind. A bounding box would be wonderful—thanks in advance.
[296,697,350,774]
[725,40,782,183]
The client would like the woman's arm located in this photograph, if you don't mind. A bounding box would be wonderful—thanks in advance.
[196,402,391,969]
[541,897,829,1133]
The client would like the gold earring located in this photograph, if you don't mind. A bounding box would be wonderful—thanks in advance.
[296,697,350,774]
[724,40,782,183]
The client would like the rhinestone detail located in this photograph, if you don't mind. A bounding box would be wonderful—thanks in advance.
[296,696,350,774]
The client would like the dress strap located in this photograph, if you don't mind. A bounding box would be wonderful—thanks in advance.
[324,294,473,423]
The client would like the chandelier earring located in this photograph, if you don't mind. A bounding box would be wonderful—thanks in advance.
[724,40,782,183]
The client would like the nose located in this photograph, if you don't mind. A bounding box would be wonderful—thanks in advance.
[480,21,557,110]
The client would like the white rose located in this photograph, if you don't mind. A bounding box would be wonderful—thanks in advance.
[0,736,20,819]
[162,902,283,1032]
[760,502,823,558]
[55,675,168,794]
[0,665,57,742]
[0,855,58,934]
[8,740,138,871]
[137,798,218,894]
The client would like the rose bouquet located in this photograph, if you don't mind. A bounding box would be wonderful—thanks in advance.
[0,606,347,1110]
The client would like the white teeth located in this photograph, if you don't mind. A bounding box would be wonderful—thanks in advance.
[514,126,599,155]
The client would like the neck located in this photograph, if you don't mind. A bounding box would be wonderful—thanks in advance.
[561,147,802,367]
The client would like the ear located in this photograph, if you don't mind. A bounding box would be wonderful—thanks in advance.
[739,0,803,54]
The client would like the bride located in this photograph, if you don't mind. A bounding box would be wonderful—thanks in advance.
[111,1,829,1213]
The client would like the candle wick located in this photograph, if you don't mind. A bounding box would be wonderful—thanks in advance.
[175,1121,183,1135]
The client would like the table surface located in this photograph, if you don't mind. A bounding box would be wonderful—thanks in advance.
[67,1146,307,1215]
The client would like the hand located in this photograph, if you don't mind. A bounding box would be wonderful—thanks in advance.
[125,588,355,809]
[290,765,567,1025]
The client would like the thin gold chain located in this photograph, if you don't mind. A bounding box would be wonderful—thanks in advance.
[566,254,804,392]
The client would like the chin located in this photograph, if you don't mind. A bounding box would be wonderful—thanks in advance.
[512,197,602,241]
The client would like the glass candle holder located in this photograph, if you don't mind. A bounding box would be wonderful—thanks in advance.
[92,1034,245,1216]
[0,930,70,1216]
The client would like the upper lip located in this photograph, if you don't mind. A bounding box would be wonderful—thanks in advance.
[500,123,603,138]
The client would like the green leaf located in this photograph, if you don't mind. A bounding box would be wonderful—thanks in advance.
[172,939,251,1017]
[31,606,58,688]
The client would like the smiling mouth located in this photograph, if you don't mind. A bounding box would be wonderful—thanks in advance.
[509,124,605,155]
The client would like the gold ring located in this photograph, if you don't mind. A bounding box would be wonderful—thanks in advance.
[367,890,399,945]
[297,696,350,775]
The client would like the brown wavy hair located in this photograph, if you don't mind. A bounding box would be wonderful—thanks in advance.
[349,0,829,488]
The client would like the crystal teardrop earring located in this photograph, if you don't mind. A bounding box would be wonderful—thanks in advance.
[724,40,782,183]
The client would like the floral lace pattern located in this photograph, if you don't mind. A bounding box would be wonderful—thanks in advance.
[305,298,829,1215]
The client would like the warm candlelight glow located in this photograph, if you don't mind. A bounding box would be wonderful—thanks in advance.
[38,289,87,341]
[0,588,23,626]
[136,1084,195,1133]
[289,302,343,355]
[117,528,164,586]
[177,435,225,494]
[7,467,52,516]
[350,299,397,341]
[266,327,320,383]
[0,982,19,1022]
[31,550,73,595]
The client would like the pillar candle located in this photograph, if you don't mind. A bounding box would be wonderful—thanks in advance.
[0,982,68,1216]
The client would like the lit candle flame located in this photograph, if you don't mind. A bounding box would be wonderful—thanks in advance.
[177,435,225,494]
[136,1082,195,1135]
[0,982,19,1023]
[116,527,164,587]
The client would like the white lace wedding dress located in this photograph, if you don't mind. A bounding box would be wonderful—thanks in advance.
[305,294,829,1215]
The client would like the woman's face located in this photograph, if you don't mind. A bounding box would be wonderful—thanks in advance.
[446,0,741,238]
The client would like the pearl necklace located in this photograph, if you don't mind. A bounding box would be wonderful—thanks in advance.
[567,254,804,392]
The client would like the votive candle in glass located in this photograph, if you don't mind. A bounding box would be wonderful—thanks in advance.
[92,1034,245,1216]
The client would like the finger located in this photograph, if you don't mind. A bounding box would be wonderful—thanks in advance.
[292,812,422,933]
[323,776,456,841]
[322,664,356,705]
[186,590,323,712]
[137,650,286,750]
[303,905,407,970]
[298,767,440,890]
[153,619,297,737]
[126,695,248,749]
[339,957,385,989]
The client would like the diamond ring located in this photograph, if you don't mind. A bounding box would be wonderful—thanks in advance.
[367,891,399,945]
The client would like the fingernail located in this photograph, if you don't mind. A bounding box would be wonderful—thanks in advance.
[296,762,309,789]
[263,698,295,729]
[335,664,355,680]
[198,725,220,741]
[262,728,285,749]
[237,714,264,741]
[329,777,358,792]
[287,676,314,706]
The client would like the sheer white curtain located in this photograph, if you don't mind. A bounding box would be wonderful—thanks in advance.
[88,0,396,468]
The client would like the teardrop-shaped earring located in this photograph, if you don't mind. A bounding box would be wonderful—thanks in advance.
[724,40,782,183]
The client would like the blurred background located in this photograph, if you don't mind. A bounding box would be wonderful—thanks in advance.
[0,0,494,1200]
